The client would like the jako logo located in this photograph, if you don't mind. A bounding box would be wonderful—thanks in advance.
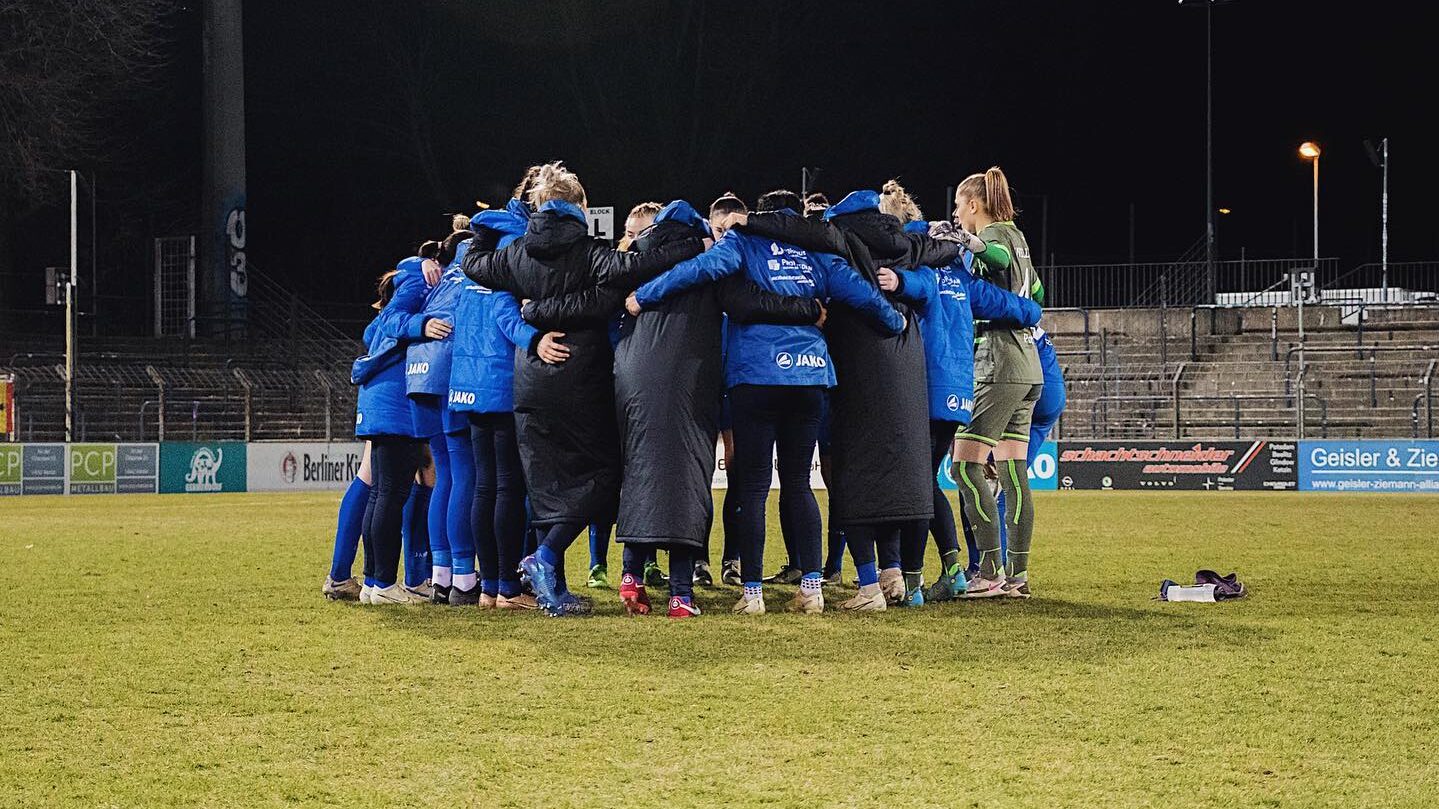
[775,352,793,369]
[449,390,476,406]
[185,447,224,493]
[946,394,960,412]
[406,362,429,375]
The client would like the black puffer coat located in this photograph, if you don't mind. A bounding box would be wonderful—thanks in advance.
[737,209,958,526]
[463,204,703,526]
[524,203,821,549]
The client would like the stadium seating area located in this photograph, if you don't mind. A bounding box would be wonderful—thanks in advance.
[1048,302,1439,439]
[5,295,1438,443]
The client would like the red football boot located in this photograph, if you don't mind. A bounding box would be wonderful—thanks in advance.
[619,572,651,616]
[667,595,702,618]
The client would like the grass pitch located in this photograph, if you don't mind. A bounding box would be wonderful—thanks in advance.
[2,490,1437,808]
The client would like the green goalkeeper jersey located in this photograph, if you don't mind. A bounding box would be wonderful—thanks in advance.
[972,221,1043,384]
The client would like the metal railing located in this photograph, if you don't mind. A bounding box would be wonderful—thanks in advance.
[1041,256,1339,309]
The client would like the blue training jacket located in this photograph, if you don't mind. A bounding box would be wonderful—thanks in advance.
[448,202,538,415]
[405,240,468,400]
[633,213,904,388]
[354,256,431,437]
[893,254,1042,423]
[1033,326,1067,425]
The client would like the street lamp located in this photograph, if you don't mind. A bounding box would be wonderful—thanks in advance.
[1298,140,1320,286]
[1296,140,1321,438]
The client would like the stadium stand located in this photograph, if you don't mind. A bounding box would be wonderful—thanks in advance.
[4,260,1436,443]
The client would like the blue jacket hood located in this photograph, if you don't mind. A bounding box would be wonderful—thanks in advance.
[471,209,527,238]
[397,255,426,273]
[538,199,588,223]
[824,190,880,220]
[653,200,711,237]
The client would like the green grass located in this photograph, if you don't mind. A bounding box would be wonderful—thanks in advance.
[2,491,1437,807]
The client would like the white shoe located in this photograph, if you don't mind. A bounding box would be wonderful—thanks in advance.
[359,584,374,604]
[841,584,888,612]
[879,567,905,605]
[323,576,362,601]
[787,588,824,614]
[731,593,766,615]
[963,575,1007,598]
[405,580,435,601]
[367,583,429,605]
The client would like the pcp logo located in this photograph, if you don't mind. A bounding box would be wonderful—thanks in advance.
[776,352,794,369]
[280,451,298,484]
[69,443,117,494]
[0,445,21,494]
[185,447,225,492]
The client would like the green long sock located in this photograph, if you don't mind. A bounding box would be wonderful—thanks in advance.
[1001,459,1035,579]
[956,461,1003,579]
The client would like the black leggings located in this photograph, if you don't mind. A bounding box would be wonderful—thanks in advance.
[929,420,962,557]
[362,435,423,587]
[728,384,824,584]
[470,412,527,596]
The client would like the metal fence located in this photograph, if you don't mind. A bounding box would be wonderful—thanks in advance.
[1042,256,1340,309]
[4,361,355,443]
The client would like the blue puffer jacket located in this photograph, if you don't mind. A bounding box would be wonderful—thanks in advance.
[1033,326,1067,425]
[448,203,538,415]
[892,254,1043,424]
[405,240,469,399]
[633,213,903,389]
[354,256,431,437]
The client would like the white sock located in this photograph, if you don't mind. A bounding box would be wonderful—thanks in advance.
[432,566,453,588]
[800,577,823,596]
[743,584,764,600]
[453,572,477,591]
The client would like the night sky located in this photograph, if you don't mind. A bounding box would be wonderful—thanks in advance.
[14,1,1435,325]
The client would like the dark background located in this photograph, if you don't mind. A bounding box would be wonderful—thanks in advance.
[6,0,1433,333]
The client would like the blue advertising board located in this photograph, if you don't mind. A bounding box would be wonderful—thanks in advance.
[938,440,1057,492]
[1299,440,1439,492]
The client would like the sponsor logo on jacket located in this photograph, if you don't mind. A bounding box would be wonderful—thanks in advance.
[449,390,476,406]
[406,362,430,376]
[776,352,825,369]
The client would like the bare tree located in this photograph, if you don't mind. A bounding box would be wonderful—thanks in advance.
[0,0,180,291]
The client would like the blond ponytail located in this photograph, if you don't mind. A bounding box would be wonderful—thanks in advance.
[957,166,1018,222]
[879,179,923,222]
[527,161,588,210]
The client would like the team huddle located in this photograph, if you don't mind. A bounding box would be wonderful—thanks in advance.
[322,162,1067,618]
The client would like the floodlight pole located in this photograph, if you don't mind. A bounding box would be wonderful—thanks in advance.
[66,169,77,442]
[1381,137,1389,299]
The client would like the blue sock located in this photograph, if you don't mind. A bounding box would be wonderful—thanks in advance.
[364,576,377,588]
[536,544,559,568]
[445,432,477,577]
[427,437,452,579]
[588,523,611,569]
[499,579,520,598]
[481,578,499,597]
[857,561,879,587]
[329,478,370,581]
[402,482,432,587]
